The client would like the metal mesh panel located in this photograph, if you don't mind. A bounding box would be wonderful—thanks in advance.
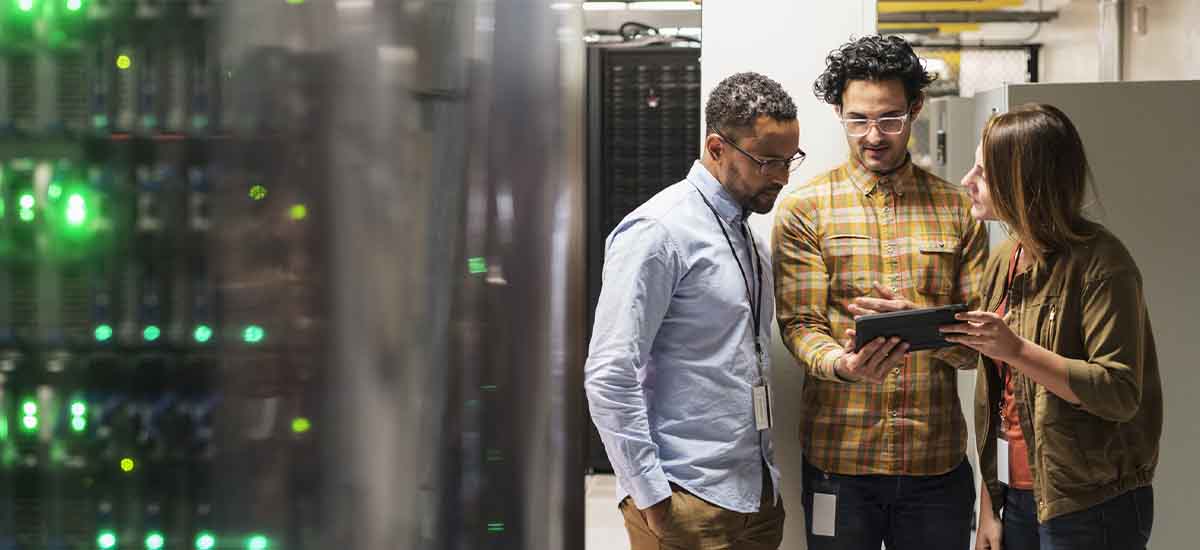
[917,47,1036,98]
[959,48,1033,97]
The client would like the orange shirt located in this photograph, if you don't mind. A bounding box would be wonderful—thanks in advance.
[997,245,1033,490]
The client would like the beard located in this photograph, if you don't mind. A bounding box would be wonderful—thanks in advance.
[858,142,908,176]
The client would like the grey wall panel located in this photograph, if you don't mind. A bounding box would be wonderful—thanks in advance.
[984,80,1200,549]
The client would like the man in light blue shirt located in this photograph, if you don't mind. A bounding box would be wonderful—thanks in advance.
[585,72,805,549]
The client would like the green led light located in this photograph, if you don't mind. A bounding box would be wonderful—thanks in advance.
[193,324,213,343]
[71,416,87,432]
[18,193,34,210]
[21,401,36,416]
[70,401,86,417]
[289,203,308,220]
[195,533,216,550]
[487,521,506,533]
[94,324,113,342]
[468,257,487,274]
[143,325,161,342]
[18,208,34,222]
[66,194,87,226]
[20,415,37,431]
[120,457,135,472]
[286,0,305,5]
[48,183,63,199]
[242,325,265,344]
[248,185,267,201]
[246,535,269,550]
[116,55,132,70]
[98,531,118,550]
[17,0,34,12]
[145,531,165,550]
[67,0,82,11]
[291,416,311,434]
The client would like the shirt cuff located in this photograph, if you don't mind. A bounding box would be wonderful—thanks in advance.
[1063,357,1137,421]
[931,344,979,370]
[822,349,851,383]
[625,466,672,510]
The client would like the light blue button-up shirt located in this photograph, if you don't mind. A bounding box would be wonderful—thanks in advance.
[584,161,779,513]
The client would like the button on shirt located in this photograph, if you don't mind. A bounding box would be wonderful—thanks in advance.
[585,161,779,512]
[772,158,989,476]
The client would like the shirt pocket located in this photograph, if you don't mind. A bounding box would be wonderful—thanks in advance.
[822,233,875,296]
[914,236,959,297]
[1023,293,1061,349]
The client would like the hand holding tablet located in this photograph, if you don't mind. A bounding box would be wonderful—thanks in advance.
[853,303,970,352]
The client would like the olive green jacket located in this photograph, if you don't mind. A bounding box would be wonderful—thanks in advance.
[975,226,1162,522]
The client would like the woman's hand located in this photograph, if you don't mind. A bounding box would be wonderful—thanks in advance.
[975,508,1003,550]
[940,311,1025,363]
[976,488,1003,550]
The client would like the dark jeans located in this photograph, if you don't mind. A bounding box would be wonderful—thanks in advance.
[1002,485,1154,550]
[801,458,974,550]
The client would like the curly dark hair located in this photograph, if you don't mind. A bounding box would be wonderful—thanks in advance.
[813,35,936,107]
[705,72,797,138]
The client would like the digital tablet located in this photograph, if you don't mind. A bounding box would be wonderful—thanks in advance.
[853,303,969,352]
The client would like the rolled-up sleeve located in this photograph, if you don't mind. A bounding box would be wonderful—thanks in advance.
[583,219,683,509]
[1064,270,1147,422]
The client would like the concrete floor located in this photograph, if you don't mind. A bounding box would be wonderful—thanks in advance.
[585,474,631,550]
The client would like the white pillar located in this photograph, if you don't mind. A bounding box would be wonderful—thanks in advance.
[702,2,876,547]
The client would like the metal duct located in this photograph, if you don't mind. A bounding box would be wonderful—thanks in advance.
[879,10,1059,23]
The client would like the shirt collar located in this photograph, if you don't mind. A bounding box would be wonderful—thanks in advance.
[847,153,916,197]
[688,160,748,225]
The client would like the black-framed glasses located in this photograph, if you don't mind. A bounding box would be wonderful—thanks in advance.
[713,128,806,175]
[840,111,910,137]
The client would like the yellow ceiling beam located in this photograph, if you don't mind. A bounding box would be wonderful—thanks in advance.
[878,22,984,33]
[877,0,1024,13]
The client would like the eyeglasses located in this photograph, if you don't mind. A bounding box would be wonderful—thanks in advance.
[840,112,910,137]
[713,128,806,175]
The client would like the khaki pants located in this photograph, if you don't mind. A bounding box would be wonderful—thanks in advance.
[619,473,785,550]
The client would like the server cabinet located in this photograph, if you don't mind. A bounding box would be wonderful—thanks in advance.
[584,44,701,473]
[0,1,587,549]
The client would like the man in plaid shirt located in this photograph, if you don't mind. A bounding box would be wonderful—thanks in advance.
[772,36,989,550]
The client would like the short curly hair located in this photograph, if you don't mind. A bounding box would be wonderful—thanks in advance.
[813,35,935,107]
[705,72,797,138]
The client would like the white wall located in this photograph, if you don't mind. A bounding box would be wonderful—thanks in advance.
[1038,0,1103,82]
[702,2,875,547]
[1030,0,1200,83]
[1123,0,1200,80]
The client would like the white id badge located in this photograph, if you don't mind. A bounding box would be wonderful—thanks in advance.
[753,385,772,430]
[997,438,1011,486]
[812,492,837,537]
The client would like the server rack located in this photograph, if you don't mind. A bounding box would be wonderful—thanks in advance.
[584,43,701,473]
[0,1,587,549]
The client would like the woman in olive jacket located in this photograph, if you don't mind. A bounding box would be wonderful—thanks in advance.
[942,103,1162,550]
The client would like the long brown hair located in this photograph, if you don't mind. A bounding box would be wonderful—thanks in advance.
[982,103,1097,262]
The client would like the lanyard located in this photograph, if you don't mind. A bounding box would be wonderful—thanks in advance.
[998,244,1023,429]
[689,184,764,365]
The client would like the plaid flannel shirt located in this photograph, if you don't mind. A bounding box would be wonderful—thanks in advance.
[772,157,988,475]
